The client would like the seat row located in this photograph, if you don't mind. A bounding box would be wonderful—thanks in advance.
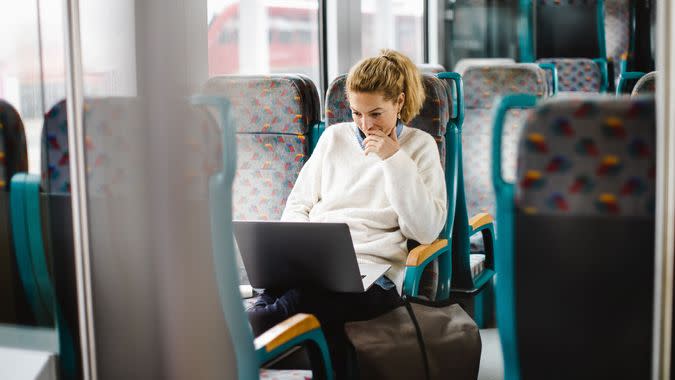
[0,59,658,378]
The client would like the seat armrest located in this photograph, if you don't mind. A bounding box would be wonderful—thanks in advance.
[255,314,334,379]
[469,213,494,234]
[405,239,448,267]
[254,313,320,353]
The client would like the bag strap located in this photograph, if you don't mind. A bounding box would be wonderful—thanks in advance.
[401,294,430,380]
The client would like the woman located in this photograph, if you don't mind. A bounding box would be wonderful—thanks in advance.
[248,49,447,376]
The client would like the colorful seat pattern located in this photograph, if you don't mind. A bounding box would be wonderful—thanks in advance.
[516,96,655,217]
[0,100,29,190]
[631,71,657,96]
[41,98,142,197]
[536,58,603,93]
[325,73,451,167]
[453,58,515,76]
[203,75,321,221]
[462,64,548,218]
[604,0,630,84]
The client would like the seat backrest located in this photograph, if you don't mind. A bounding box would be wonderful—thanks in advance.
[631,71,657,96]
[604,0,631,83]
[498,96,655,379]
[42,98,142,197]
[203,75,321,221]
[536,58,603,93]
[0,100,29,190]
[325,73,451,167]
[453,58,515,76]
[461,64,548,218]
[416,63,446,74]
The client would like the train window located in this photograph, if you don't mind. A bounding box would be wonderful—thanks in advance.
[0,1,66,174]
[360,0,425,63]
[208,0,321,88]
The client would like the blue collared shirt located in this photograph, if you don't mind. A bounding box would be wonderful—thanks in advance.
[355,120,404,149]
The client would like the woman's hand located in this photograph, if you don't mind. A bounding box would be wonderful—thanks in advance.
[363,129,400,160]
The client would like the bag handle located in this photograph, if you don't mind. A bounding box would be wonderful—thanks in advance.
[401,295,430,380]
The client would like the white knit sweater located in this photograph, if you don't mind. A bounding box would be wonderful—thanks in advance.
[281,122,447,292]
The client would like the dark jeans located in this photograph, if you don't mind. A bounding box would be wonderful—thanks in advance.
[247,285,402,378]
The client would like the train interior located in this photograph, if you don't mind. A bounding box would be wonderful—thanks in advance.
[0,0,669,379]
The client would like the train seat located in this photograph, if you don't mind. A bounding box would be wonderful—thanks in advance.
[604,0,631,85]
[192,94,334,380]
[324,72,455,301]
[632,71,657,96]
[493,96,655,379]
[202,75,321,286]
[536,58,608,93]
[0,100,28,191]
[0,99,29,325]
[453,63,548,326]
[453,58,515,76]
[203,75,320,222]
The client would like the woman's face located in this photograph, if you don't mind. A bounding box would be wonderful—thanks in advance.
[348,91,404,136]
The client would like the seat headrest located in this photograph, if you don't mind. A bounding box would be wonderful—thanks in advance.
[203,74,320,134]
[463,64,548,109]
[0,99,28,191]
[516,96,655,217]
[536,58,603,93]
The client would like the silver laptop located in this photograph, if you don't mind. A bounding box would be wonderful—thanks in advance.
[233,221,390,293]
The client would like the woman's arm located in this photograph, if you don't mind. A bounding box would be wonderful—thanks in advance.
[381,133,447,244]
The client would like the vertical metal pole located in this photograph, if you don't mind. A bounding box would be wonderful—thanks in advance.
[653,0,673,378]
[62,0,97,378]
[36,0,47,116]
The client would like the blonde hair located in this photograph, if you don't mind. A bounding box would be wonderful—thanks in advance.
[346,49,426,124]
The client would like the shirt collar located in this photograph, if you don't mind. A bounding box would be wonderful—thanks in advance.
[355,120,404,148]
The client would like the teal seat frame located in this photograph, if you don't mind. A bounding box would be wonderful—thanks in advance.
[439,72,497,327]
[616,71,646,95]
[9,173,77,379]
[491,94,539,380]
[192,95,334,380]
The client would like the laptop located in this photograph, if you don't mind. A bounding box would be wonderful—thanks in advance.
[233,221,390,293]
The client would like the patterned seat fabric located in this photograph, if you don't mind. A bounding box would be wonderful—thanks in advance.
[0,100,28,190]
[536,58,603,93]
[516,96,655,218]
[41,99,142,197]
[203,75,320,222]
[325,73,450,300]
[604,0,630,85]
[325,73,450,167]
[453,58,515,76]
[631,71,657,96]
[462,64,548,218]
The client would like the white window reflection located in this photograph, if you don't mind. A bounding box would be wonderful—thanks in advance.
[207,0,321,88]
[361,0,425,63]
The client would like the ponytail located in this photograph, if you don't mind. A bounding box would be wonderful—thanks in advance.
[346,49,425,123]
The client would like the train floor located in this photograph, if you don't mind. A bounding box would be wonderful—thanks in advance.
[479,328,504,380]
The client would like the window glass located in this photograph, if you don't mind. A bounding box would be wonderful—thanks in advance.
[0,1,65,174]
[208,0,321,88]
[361,0,425,63]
